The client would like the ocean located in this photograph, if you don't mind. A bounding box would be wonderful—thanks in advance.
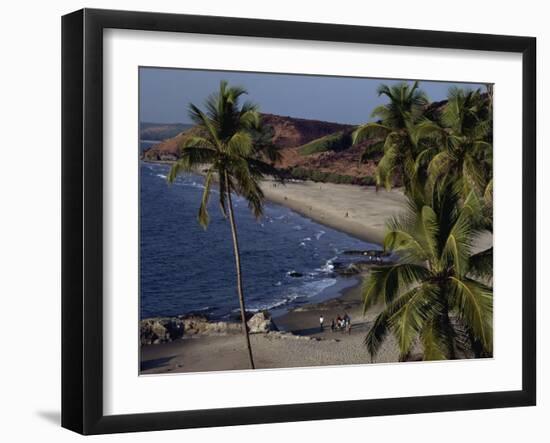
[140,141,380,320]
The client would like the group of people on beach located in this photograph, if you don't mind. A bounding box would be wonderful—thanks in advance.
[319,313,352,334]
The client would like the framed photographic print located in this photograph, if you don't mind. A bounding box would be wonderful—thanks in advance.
[61,8,536,435]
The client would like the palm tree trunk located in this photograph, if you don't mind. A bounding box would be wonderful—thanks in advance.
[225,173,256,369]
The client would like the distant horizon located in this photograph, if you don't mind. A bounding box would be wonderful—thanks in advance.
[139,67,487,126]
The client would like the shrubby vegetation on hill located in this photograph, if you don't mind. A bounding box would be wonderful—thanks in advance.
[298,130,354,155]
[284,166,375,186]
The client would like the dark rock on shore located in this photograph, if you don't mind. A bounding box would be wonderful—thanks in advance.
[247,311,279,333]
[140,317,186,345]
[287,271,304,278]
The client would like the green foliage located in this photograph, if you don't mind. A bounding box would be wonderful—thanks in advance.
[414,87,493,200]
[352,82,493,204]
[363,180,493,361]
[352,81,428,191]
[360,140,385,161]
[298,131,353,156]
[168,80,281,227]
[287,167,375,186]
[166,80,284,370]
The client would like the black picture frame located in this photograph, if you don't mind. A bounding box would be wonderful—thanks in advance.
[61,8,537,435]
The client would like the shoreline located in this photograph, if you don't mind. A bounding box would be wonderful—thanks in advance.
[140,272,406,374]
[142,159,406,245]
[142,156,492,251]
[260,179,492,252]
[260,179,405,245]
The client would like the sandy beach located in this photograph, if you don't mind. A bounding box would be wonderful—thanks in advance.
[261,180,406,245]
[140,279,405,374]
[261,179,492,252]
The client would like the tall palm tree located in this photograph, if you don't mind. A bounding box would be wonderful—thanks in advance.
[363,180,493,361]
[167,81,279,369]
[352,81,428,192]
[413,87,492,200]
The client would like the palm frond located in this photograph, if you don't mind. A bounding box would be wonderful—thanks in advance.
[180,136,216,151]
[421,319,450,361]
[167,145,216,182]
[370,105,391,121]
[188,104,222,149]
[468,247,493,282]
[427,151,453,187]
[413,120,447,146]
[167,159,192,184]
[364,285,419,359]
[229,158,265,219]
[389,283,442,359]
[449,277,493,352]
[376,136,403,190]
[226,131,253,157]
[197,169,215,228]
[352,123,392,145]
[363,263,432,310]
[441,220,472,278]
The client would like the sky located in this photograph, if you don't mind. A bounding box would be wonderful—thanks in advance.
[139,67,487,125]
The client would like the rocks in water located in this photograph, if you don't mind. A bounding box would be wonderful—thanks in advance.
[333,260,384,276]
[333,253,395,277]
[287,271,304,278]
[247,311,278,333]
[342,249,390,258]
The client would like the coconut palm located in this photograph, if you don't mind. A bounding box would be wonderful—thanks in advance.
[413,87,492,200]
[363,180,493,361]
[167,81,279,369]
[352,81,428,192]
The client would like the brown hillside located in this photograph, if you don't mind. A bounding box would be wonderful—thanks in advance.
[142,114,352,162]
[260,114,352,148]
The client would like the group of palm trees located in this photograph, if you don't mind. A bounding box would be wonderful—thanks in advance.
[353,81,493,361]
[167,79,493,368]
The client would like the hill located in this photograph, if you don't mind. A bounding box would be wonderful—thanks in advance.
[141,114,356,164]
[140,122,194,141]
[141,114,380,183]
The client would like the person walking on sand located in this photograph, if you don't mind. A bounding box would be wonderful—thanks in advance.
[330,318,335,332]
[319,315,324,332]
[345,313,352,335]
[338,315,344,331]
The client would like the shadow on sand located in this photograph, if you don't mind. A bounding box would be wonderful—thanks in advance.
[140,355,176,372]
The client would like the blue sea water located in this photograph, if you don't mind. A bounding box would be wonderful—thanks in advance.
[140,141,379,320]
